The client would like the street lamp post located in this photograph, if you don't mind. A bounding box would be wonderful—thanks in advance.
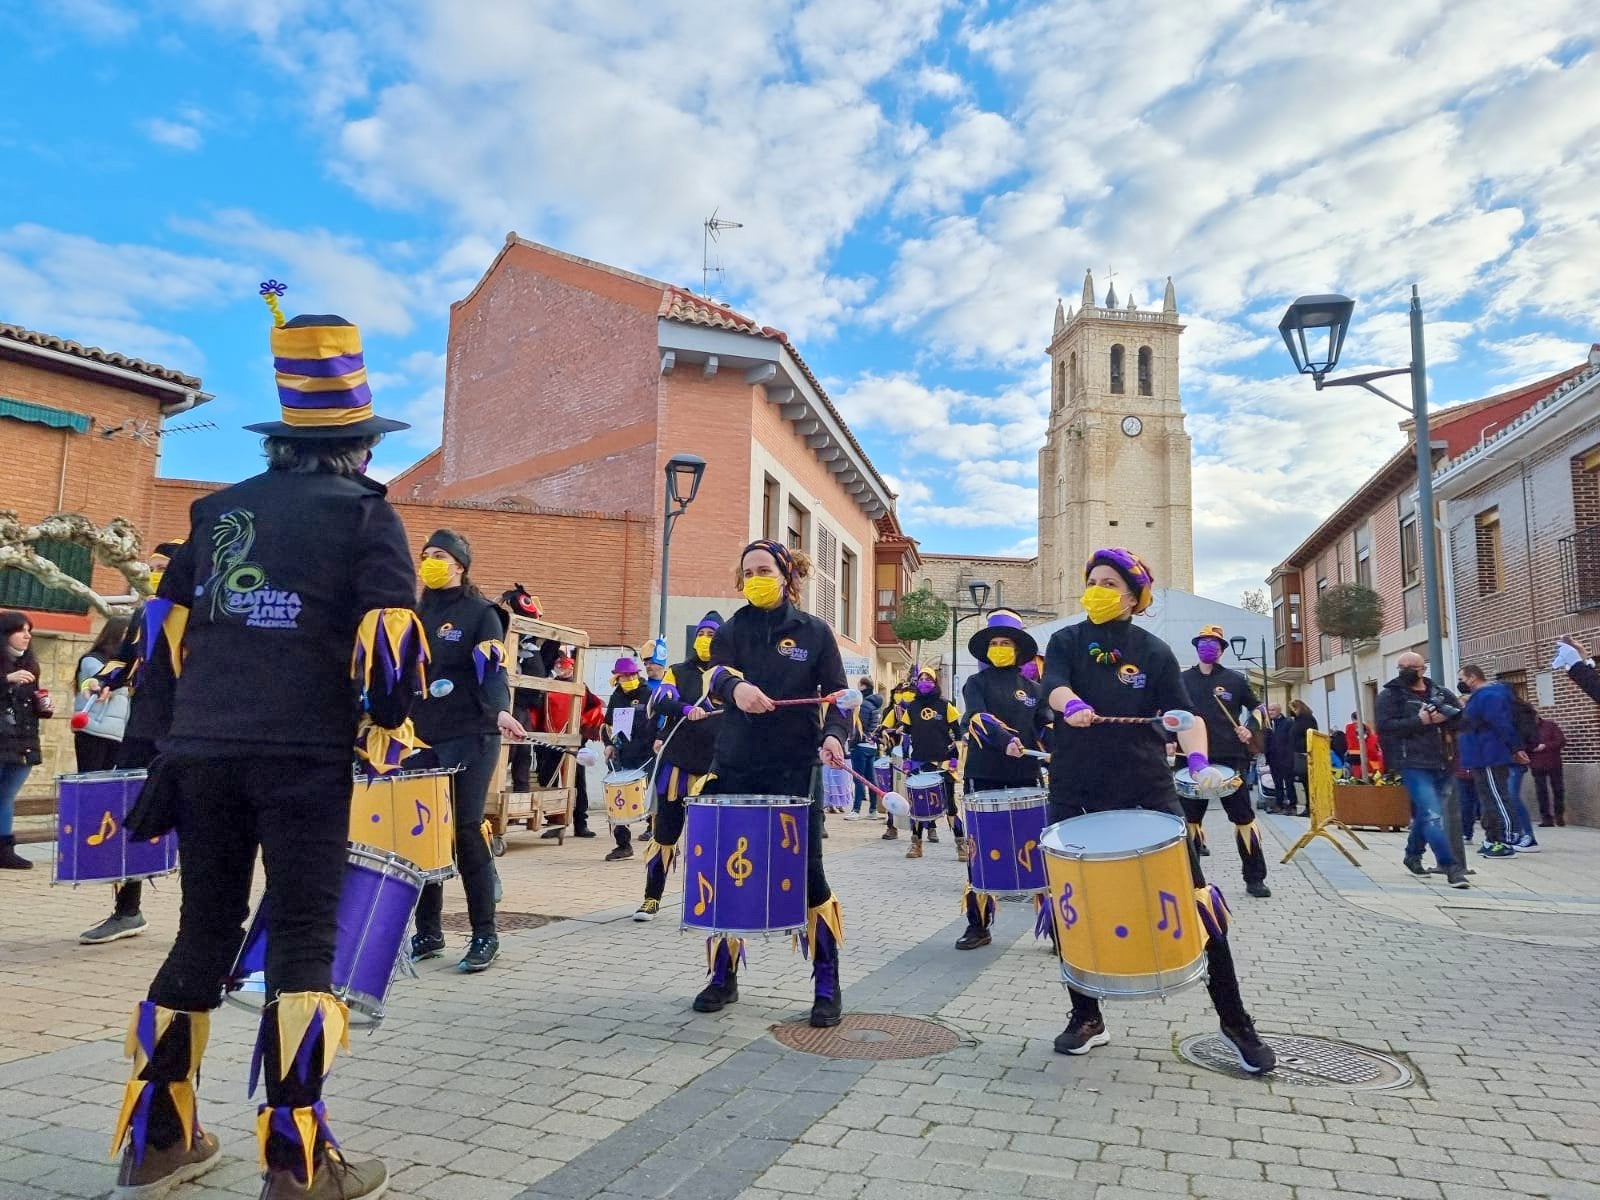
[1229,635,1272,714]
[658,453,707,643]
[948,580,992,698]
[1278,286,1465,867]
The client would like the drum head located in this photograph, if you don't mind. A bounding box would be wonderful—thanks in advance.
[605,768,648,785]
[964,787,1047,811]
[874,757,892,770]
[686,793,807,807]
[906,772,944,789]
[1041,809,1184,859]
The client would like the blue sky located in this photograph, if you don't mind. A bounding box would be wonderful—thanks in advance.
[3,0,1597,602]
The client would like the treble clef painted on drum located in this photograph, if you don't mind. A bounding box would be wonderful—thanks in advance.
[726,837,753,887]
[1057,882,1079,929]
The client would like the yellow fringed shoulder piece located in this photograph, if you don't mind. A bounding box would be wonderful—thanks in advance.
[160,605,189,679]
[351,608,430,692]
[275,993,350,1083]
[686,773,710,797]
[355,716,428,776]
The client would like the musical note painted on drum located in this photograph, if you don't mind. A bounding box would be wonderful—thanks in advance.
[1156,889,1182,939]
[410,799,432,836]
[778,811,800,853]
[1057,882,1078,929]
[694,873,714,915]
[1016,839,1037,872]
[726,837,753,887]
[86,810,117,846]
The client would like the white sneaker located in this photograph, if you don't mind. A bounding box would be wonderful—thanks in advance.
[1514,834,1541,853]
[845,810,862,821]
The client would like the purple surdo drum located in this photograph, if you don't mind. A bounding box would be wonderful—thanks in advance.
[681,794,810,937]
[225,846,422,1023]
[963,788,1050,898]
[872,757,895,794]
[54,770,178,887]
[904,771,947,822]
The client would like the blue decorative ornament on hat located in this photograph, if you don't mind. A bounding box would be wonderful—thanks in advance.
[245,281,409,439]
[967,608,1038,664]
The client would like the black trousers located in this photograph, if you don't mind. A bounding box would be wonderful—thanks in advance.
[703,764,831,908]
[1533,767,1566,821]
[643,766,695,902]
[147,756,350,1010]
[410,733,499,940]
[1047,791,1250,1030]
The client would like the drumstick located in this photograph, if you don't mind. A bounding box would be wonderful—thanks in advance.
[840,764,908,815]
[1087,710,1195,732]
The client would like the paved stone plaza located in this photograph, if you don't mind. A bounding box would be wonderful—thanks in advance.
[4,809,1600,1200]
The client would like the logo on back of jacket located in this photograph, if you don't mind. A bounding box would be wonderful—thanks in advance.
[776,637,808,663]
[202,510,302,630]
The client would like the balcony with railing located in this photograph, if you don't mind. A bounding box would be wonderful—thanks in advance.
[1560,524,1600,613]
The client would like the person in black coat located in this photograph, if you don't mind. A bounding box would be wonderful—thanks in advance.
[1375,652,1467,885]
[0,610,52,869]
[1262,703,1296,814]
[408,530,526,972]
[107,306,424,1200]
[601,655,655,861]
[693,539,850,1029]
[1288,700,1318,810]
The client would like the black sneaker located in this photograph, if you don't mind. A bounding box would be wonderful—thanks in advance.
[1446,868,1470,889]
[692,976,738,1012]
[1221,1022,1276,1074]
[410,931,446,961]
[605,845,634,861]
[954,925,991,951]
[575,828,597,838]
[1197,842,1210,856]
[1053,1015,1109,1056]
[460,935,499,973]
[80,912,148,945]
[1402,855,1426,876]
[541,827,565,839]
[1246,881,1271,898]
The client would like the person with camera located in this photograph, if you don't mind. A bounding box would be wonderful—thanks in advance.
[1375,652,1468,887]
[1,610,54,870]
[1552,637,1600,705]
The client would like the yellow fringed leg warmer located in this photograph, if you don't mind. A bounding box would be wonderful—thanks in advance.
[111,1003,210,1163]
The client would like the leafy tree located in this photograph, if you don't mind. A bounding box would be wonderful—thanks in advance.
[1317,584,1384,777]
[892,584,949,669]
[1239,588,1269,615]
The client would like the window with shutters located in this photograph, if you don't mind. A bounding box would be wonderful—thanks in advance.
[814,525,838,626]
[839,547,856,640]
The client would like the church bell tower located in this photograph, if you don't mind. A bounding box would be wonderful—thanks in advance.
[1037,270,1193,612]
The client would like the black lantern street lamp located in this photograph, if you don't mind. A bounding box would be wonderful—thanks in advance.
[949,579,992,697]
[1278,284,1462,866]
[1229,634,1272,715]
[658,453,707,641]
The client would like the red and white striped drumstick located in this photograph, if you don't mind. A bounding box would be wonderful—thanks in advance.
[1088,709,1195,731]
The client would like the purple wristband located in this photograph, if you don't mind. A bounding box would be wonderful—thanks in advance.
[1062,698,1093,719]
[1187,752,1210,776]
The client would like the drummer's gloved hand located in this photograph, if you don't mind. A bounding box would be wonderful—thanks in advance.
[1061,697,1095,728]
[1188,755,1235,798]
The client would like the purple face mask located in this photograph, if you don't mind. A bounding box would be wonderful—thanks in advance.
[1196,640,1223,664]
[915,679,935,694]
[1020,661,1039,681]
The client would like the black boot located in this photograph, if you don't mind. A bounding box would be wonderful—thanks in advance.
[0,834,32,870]
[693,938,741,1012]
[809,903,843,1028]
[955,888,993,950]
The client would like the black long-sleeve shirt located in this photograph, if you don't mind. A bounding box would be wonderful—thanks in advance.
[962,666,1048,786]
[707,600,848,777]
[413,587,511,743]
[1180,663,1259,767]
[1042,617,1192,805]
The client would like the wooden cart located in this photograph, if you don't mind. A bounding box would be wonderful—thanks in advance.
[490,612,590,850]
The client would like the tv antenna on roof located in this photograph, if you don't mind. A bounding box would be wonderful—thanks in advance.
[702,208,742,295]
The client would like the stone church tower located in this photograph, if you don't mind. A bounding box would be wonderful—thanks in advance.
[1037,270,1193,612]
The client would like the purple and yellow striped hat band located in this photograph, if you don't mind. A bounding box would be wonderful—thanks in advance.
[245,306,408,439]
[968,607,1038,663]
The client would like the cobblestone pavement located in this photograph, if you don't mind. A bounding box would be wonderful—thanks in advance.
[3,806,1600,1199]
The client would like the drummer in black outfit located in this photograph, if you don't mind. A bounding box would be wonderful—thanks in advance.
[408,529,527,974]
[693,539,849,1029]
[603,655,655,861]
[1042,548,1276,1074]
[955,609,1050,950]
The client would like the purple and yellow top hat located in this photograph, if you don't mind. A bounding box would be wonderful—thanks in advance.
[967,608,1038,664]
[245,281,408,439]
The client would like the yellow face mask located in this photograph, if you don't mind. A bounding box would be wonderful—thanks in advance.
[1080,585,1127,625]
[743,576,783,610]
[620,676,641,692]
[419,557,454,590]
[146,569,165,593]
[694,634,713,660]
[987,645,1017,669]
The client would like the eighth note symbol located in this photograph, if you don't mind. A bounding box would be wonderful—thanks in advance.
[86,810,117,846]
[410,799,431,837]
[1156,889,1182,939]
[693,873,714,916]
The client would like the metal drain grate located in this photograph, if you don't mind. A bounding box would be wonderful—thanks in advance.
[1178,1033,1412,1090]
[772,1013,961,1060]
[440,911,560,933]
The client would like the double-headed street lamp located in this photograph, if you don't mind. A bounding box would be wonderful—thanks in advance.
[948,579,992,697]
[658,453,707,642]
[1278,286,1465,865]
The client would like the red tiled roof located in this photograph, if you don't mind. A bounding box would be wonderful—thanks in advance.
[0,322,201,389]
[657,287,789,342]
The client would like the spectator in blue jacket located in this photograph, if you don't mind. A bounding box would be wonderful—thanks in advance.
[1456,664,1519,858]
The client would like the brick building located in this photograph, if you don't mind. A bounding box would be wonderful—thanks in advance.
[403,235,904,680]
[1433,349,1600,821]
[1267,360,1595,735]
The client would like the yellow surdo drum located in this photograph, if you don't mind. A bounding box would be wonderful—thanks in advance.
[349,768,457,880]
[603,768,652,828]
[1040,809,1206,999]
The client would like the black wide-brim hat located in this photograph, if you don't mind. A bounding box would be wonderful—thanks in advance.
[968,609,1037,664]
[245,313,409,439]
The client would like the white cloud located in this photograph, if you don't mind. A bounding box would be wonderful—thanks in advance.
[1482,332,1591,384]
[57,0,137,37]
[142,117,204,151]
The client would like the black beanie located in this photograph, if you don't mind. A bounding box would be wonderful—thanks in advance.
[424,529,472,571]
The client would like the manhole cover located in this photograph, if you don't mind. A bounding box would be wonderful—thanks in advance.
[772,1013,961,1060]
[1178,1034,1412,1090]
[441,911,559,932]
